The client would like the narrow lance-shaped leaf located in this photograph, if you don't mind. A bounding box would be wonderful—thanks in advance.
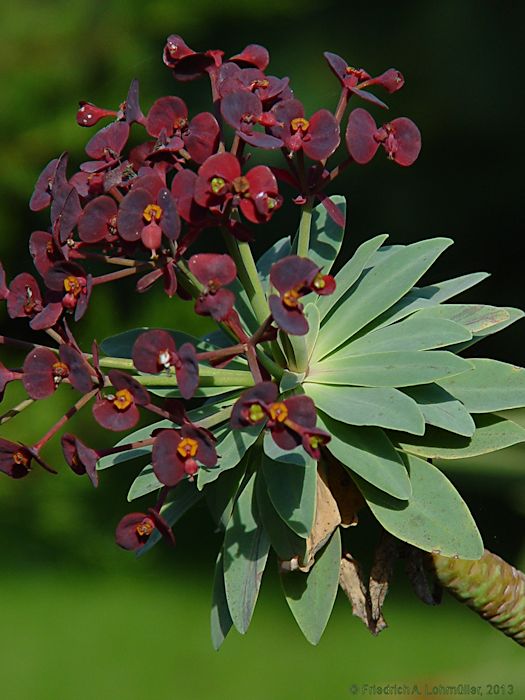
[198,421,263,488]
[395,413,525,460]
[438,359,525,413]
[211,551,234,650]
[281,528,342,645]
[317,411,412,500]
[314,238,453,359]
[304,383,425,435]
[222,473,270,635]
[292,195,346,274]
[353,453,484,559]
[402,384,475,438]
[261,447,317,538]
[308,351,471,388]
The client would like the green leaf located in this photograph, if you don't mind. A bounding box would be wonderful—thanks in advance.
[317,234,389,320]
[149,386,244,399]
[223,474,270,635]
[261,450,317,538]
[416,304,511,334]
[336,316,471,356]
[314,238,453,359]
[354,454,484,559]
[136,479,202,558]
[229,278,259,334]
[197,422,263,489]
[317,411,411,499]
[304,383,425,435]
[308,351,471,388]
[281,528,342,645]
[294,195,346,274]
[448,307,525,354]
[366,272,490,333]
[97,419,173,470]
[438,358,525,413]
[127,465,161,501]
[257,236,292,292]
[263,432,308,466]
[255,470,307,562]
[395,413,525,459]
[279,370,305,393]
[211,551,233,650]
[205,458,249,530]
[402,384,475,437]
[288,303,320,372]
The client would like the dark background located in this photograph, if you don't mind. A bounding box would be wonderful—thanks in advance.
[1,2,524,696]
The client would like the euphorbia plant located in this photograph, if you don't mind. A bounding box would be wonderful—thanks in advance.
[1,34,525,649]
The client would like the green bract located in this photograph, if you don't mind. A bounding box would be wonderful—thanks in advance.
[99,196,525,646]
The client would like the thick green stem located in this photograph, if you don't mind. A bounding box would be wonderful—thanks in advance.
[297,199,314,258]
[223,233,269,326]
[134,368,254,388]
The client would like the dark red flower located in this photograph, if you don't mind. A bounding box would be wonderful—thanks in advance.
[0,439,56,479]
[77,195,118,243]
[170,169,209,225]
[92,370,150,431]
[22,343,94,400]
[270,99,340,161]
[115,508,175,551]
[5,272,43,320]
[269,256,336,335]
[194,153,281,224]
[43,261,92,322]
[132,330,198,400]
[117,186,180,252]
[152,426,216,487]
[77,102,118,128]
[220,91,283,149]
[29,231,65,276]
[230,383,330,458]
[229,44,269,71]
[218,64,292,107]
[188,253,237,322]
[346,108,421,166]
[61,433,99,487]
[29,153,67,212]
[163,35,220,82]
[146,96,219,164]
[324,52,404,109]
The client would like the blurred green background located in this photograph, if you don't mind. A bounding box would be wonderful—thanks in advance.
[1,1,524,697]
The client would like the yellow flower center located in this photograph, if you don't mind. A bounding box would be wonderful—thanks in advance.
[13,451,29,467]
[113,389,133,411]
[177,437,199,459]
[290,117,309,133]
[142,204,163,223]
[233,176,250,197]
[52,361,69,382]
[135,518,154,537]
[210,177,226,194]
[312,273,326,290]
[269,402,288,423]
[282,288,301,308]
[63,276,82,297]
[248,404,265,423]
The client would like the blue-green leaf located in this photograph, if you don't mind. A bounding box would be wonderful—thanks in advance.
[315,238,453,359]
[293,195,346,274]
[304,383,425,435]
[136,479,202,558]
[308,351,471,387]
[127,465,161,501]
[366,272,490,332]
[100,328,205,358]
[354,454,484,559]
[211,551,233,650]
[336,316,471,356]
[223,474,270,635]
[396,413,525,459]
[197,422,263,489]
[97,419,173,470]
[317,234,389,320]
[281,528,342,645]
[261,450,317,538]
[437,359,525,413]
[317,411,411,499]
[402,384,475,437]
[255,470,307,562]
[257,236,292,292]
[205,458,249,530]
